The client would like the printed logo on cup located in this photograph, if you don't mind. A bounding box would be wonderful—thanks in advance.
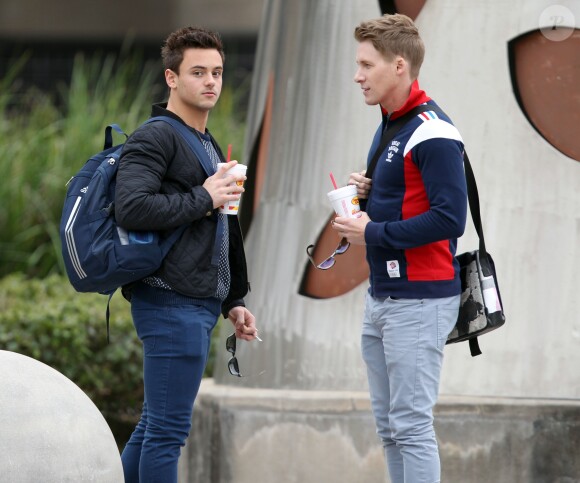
[327,185,361,219]
[217,162,247,215]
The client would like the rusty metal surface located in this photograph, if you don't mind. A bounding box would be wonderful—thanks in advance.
[510,29,580,161]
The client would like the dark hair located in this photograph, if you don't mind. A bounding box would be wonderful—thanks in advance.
[354,14,424,79]
[161,26,225,74]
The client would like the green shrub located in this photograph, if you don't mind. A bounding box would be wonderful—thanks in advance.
[0,273,222,448]
[0,272,141,447]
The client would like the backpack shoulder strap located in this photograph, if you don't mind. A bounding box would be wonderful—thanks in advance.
[144,115,225,267]
[145,116,216,176]
[103,124,127,150]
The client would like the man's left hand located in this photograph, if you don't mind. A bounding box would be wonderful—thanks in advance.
[331,212,371,246]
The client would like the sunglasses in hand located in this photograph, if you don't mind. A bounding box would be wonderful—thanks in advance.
[226,333,265,378]
[306,237,350,270]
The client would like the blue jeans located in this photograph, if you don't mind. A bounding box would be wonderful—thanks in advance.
[121,283,221,483]
[361,293,459,483]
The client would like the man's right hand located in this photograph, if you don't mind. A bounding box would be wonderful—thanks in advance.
[203,160,246,209]
[348,170,372,199]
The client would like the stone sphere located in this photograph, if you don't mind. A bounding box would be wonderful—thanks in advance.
[0,350,124,482]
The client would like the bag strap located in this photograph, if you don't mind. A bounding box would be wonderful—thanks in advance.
[462,151,487,257]
[146,116,216,176]
[469,337,482,357]
[139,116,215,257]
[373,105,488,259]
[422,108,489,357]
[366,104,441,181]
[148,116,226,267]
[420,108,488,258]
[104,124,127,150]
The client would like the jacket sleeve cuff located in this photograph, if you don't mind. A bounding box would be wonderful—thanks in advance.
[364,221,384,246]
[192,186,215,215]
[221,299,245,319]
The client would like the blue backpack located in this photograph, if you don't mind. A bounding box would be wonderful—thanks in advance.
[60,116,220,333]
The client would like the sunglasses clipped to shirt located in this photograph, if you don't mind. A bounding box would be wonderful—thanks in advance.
[306,237,350,270]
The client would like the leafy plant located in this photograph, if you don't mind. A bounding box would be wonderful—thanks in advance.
[0,273,141,446]
[0,273,223,448]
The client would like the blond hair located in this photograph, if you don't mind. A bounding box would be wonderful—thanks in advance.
[354,14,425,79]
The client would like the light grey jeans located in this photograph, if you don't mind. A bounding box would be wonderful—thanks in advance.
[361,293,460,483]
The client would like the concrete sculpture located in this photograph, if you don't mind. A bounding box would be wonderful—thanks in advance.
[0,350,124,482]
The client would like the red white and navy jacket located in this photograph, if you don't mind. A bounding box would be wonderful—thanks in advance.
[363,81,467,299]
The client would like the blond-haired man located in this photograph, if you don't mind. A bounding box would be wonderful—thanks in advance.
[333,14,467,483]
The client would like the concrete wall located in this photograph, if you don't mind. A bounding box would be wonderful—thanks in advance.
[184,380,580,483]
[181,380,384,483]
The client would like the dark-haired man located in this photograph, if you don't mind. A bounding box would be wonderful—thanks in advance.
[115,26,258,482]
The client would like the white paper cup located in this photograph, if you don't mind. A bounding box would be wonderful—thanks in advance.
[217,162,247,215]
[327,184,361,218]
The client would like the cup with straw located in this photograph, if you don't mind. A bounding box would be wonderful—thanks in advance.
[217,144,248,215]
[326,171,361,218]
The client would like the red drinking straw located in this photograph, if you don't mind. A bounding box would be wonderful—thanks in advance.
[227,144,232,162]
[329,172,338,190]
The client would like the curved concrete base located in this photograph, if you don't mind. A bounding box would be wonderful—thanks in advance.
[181,379,580,483]
[180,379,384,482]
[436,395,580,483]
[0,350,124,482]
